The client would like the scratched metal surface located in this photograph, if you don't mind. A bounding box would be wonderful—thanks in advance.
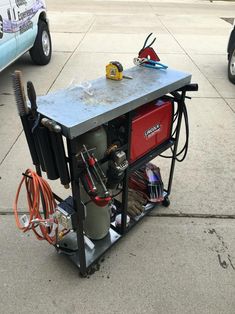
[37,66,191,139]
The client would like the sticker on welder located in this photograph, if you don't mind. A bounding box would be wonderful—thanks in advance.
[144,124,161,138]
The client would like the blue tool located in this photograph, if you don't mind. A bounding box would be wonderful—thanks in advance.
[133,57,168,70]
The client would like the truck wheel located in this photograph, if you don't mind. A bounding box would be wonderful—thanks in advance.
[228,43,235,84]
[30,20,52,65]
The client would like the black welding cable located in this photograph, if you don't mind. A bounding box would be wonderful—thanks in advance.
[169,101,188,159]
[175,102,189,162]
[172,112,179,137]
[173,101,179,123]
[169,99,179,138]
[172,102,189,161]
[159,100,181,159]
[159,100,189,162]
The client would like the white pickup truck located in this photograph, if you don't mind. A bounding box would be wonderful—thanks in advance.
[0,0,51,72]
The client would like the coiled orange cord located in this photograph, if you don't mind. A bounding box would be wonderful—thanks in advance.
[13,169,58,245]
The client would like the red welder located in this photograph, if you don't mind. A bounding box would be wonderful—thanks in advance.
[130,98,173,163]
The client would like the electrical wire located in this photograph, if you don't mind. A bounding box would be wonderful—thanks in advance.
[112,189,123,198]
[13,169,58,245]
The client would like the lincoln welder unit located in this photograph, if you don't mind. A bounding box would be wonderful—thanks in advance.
[13,66,198,276]
[130,98,173,163]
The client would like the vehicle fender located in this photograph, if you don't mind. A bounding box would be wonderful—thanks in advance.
[227,26,235,57]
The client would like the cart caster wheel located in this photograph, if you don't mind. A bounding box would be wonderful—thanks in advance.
[162,196,170,207]
[79,271,88,278]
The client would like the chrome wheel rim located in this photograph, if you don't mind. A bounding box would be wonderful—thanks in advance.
[230,50,235,76]
[42,31,50,57]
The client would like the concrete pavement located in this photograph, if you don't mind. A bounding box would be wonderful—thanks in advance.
[0,0,235,313]
[1,216,235,314]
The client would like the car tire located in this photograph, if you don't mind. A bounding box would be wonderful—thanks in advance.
[228,43,235,84]
[30,20,52,65]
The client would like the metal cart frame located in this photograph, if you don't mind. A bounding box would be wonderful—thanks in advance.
[36,66,193,276]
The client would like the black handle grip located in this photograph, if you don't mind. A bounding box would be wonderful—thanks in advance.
[179,83,199,92]
[27,81,37,114]
[37,126,59,180]
[49,132,70,186]
[21,115,40,167]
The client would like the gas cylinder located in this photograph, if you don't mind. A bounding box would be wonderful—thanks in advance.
[76,126,110,240]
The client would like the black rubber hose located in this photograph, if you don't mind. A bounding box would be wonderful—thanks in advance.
[49,132,70,186]
[37,126,59,180]
[159,101,189,162]
[28,116,46,171]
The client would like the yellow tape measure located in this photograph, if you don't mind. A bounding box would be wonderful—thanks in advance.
[106,61,123,81]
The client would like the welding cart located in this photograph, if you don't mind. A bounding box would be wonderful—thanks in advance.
[14,66,198,276]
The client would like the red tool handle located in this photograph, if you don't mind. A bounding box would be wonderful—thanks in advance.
[138,47,160,62]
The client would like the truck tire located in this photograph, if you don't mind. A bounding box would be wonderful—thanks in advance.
[228,43,235,84]
[30,20,52,65]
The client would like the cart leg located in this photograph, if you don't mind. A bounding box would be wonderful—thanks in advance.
[121,112,133,234]
[67,138,87,275]
[121,173,128,234]
[167,90,186,196]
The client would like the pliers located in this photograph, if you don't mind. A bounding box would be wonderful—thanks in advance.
[133,57,168,70]
[139,33,157,56]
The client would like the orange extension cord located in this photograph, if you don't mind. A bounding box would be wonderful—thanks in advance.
[13,169,58,245]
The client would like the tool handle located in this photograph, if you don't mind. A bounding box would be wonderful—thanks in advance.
[146,59,165,66]
[179,83,199,92]
[27,81,37,115]
[172,83,199,100]
[143,63,167,70]
[94,157,106,179]
[142,33,156,50]
[21,115,40,166]
[92,164,109,196]
[80,174,92,195]
[81,152,97,191]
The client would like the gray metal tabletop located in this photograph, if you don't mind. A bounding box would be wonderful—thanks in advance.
[37,66,191,139]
